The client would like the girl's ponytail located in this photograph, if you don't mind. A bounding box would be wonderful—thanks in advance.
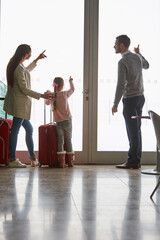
[52,77,64,111]
[52,83,58,111]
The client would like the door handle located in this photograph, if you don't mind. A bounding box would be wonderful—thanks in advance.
[82,89,89,101]
[82,89,89,94]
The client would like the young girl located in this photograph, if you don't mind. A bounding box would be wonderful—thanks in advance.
[46,76,75,167]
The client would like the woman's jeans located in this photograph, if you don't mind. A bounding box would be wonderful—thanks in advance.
[122,95,145,164]
[56,119,73,152]
[9,117,36,161]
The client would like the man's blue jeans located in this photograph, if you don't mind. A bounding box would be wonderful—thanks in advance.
[9,117,36,161]
[122,95,145,164]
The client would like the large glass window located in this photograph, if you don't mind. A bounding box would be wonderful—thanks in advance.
[98,0,160,151]
[0,0,84,151]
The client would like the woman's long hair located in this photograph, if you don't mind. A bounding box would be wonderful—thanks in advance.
[52,77,64,111]
[6,44,31,87]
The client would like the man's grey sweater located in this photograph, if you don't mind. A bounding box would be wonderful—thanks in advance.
[113,51,149,108]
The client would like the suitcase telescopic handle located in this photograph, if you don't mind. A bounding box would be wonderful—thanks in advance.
[0,97,7,118]
[44,100,53,125]
[44,100,46,125]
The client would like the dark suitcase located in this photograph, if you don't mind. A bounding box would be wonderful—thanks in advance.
[38,103,59,167]
[0,97,13,165]
[0,119,12,165]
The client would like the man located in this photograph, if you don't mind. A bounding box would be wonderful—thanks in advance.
[112,35,149,169]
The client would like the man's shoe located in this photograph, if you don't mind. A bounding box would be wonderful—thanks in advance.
[116,162,141,169]
[31,158,39,167]
[8,159,27,168]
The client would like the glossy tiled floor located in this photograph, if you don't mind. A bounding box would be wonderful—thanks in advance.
[0,165,160,240]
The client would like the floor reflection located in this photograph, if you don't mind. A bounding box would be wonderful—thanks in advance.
[0,166,160,240]
[2,170,36,240]
[121,175,142,240]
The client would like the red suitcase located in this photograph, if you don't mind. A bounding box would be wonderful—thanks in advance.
[38,102,60,167]
[38,123,59,167]
[0,98,13,165]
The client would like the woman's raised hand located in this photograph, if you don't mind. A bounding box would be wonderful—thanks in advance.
[34,50,47,63]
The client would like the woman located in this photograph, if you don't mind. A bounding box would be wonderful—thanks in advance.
[3,44,52,168]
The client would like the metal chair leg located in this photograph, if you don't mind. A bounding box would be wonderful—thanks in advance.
[150,176,160,199]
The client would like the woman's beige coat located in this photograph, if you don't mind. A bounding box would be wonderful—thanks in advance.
[3,61,41,120]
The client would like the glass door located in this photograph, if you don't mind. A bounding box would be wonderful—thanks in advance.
[93,0,160,163]
[1,0,159,164]
[0,0,89,163]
